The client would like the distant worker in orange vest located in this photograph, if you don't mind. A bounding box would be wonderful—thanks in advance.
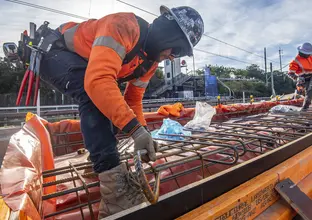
[39,5,204,218]
[288,42,312,111]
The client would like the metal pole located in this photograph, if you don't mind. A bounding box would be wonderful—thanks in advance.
[192,55,195,75]
[191,55,196,97]
[270,62,276,96]
[279,48,283,72]
[279,47,285,80]
[243,91,245,103]
[62,94,64,105]
[264,47,268,87]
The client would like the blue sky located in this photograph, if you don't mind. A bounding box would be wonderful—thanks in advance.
[0,0,311,72]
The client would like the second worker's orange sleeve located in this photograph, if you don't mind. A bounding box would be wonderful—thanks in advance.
[289,60,300,75]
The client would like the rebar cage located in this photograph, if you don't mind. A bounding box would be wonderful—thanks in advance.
[42,111,312,219]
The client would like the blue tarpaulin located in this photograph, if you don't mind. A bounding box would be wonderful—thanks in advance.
[204,66,218,96]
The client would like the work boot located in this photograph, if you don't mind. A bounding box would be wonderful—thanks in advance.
[301,98,311,112]
[98,163,147,219]
[300,107,308,112]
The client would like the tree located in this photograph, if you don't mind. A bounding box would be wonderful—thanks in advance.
[246,64,265,81]
[0,58,24,94]
[155,68,164,79]
[196,69,204,75]
[0,57,64,106]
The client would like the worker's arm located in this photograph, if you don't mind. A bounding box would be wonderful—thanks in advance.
[124,64,158,126]
[288,60,300,81]
[84,14,141,133]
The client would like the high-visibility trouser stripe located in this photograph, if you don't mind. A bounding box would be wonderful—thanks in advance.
[131,79,149,88]
[93,36,126,60]
[295,58,305,73]
[63,24,79,52]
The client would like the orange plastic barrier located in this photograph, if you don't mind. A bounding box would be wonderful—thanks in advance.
[0,115,56,220]
[45,120,83,156]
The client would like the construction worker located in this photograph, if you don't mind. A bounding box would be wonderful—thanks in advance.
[39,5,204,218]
[288,42,312,111]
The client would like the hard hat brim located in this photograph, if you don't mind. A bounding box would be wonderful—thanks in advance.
[159,5,194,56]
[297,46,312,55]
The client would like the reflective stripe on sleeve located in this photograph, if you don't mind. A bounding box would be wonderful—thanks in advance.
[93,36,126,60]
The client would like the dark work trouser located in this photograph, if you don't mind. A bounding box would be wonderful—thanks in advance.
[40,48,120,173]
[302,78,312,110]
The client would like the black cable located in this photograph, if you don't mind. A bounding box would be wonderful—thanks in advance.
[282,63,289,70]
[116,0,158,17]
[116,0,279,64]
[4,0,89,20]
[194,48,254,65]
[4,0,262,67]
[202,34,278,64]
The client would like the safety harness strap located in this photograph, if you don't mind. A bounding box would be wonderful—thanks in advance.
[118,16,155,84]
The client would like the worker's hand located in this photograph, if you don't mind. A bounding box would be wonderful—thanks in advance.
[143,126,159,152]
[288,72,297,82]
[297,77,305,87]
[131,126,157,162]
[144,126,151,133]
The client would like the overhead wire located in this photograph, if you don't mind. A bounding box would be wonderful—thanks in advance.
[194,48,254,65]
[202,33,278,64]
[4,0,89,20]
[116,0,279,64]
[4,0,266,67]
[115,0,158,17]
[88,0,92,18]
[282,63,290,70]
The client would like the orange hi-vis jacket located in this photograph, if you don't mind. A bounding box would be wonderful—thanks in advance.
[289,55,312,76]
[58,13,158,133]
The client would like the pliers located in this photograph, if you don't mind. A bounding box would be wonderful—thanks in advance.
[16,50,39,106]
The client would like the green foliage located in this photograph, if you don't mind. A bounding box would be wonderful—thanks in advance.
[0,58,65,106]
[155,68,164,79]
[0,58,24,94]
[146,68,164,94]
[0,55,296,105]
[195,69,204,75]
[203,64,295,97]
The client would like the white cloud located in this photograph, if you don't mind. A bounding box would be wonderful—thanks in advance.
[0,0,311,71]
